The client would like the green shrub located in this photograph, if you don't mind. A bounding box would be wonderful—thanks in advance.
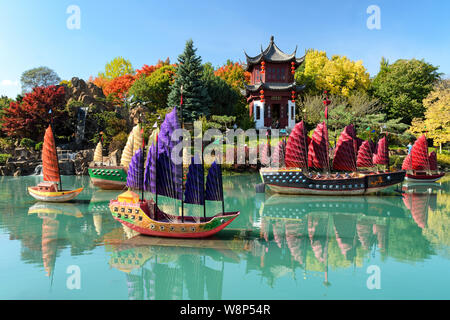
[35,142,43,151]
[0,154,11,165]
[109,131,128,154]
[437,153,450,170]
[19,138,35,149]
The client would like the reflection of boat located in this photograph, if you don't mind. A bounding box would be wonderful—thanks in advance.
[28,125,83,202]
[88,190,121,213]
[109,108,239,238]
[88,125,143,190]
[402,135,445,182]
[260,120,405,195]
[401,183,438,229]
[28,202,84,218]
[261,194,407,219]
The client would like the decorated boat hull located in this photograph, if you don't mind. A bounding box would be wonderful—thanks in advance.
[88,166,127,190]
[27,186,83,202]
[405,172,445,182]
[260,168,406,196]
[109,199,239,238]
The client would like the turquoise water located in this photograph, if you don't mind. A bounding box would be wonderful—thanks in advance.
[0,174,448,300]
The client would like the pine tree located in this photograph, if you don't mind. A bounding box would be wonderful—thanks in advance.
[167,39,211,122]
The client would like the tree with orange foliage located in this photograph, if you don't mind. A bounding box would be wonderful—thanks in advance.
[214,60,250,90]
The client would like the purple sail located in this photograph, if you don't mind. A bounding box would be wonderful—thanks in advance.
[205,161,223,202]
[184,155,205,205]
[156,107,183,200]
[126,149,144,190]
[156,147,182,200]
[144,142,156,193]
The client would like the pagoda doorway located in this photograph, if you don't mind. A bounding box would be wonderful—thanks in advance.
[271,104,280,128]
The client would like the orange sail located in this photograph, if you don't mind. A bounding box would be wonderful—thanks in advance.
[42,126,61,184]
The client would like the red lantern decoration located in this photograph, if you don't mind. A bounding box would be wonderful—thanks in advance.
[261,61,265,74]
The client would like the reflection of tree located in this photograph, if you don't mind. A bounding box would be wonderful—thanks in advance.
[423,193,450,259]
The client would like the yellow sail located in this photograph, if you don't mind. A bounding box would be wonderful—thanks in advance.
[120,125,143,168]
[93,141,103,163]
[148,127,159,146]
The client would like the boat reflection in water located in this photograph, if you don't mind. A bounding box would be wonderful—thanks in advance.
[28,202,84,278]
[88,190,122,235]
[105,230,248,300]
[402,183,441,229]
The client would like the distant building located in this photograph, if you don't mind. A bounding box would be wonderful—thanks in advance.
[244,36,305,130]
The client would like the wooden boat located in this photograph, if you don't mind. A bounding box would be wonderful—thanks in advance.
[109,107,239,238]
[88,125,143,190]
[27,125,83,202]
[402,135,445,182]
[260,121,405,195]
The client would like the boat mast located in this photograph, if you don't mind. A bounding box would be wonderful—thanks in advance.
[139,115,145,202]
[180,86,185,222]
[49,109,62,191]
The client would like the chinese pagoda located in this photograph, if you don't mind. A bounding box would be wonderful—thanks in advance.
[244,36,305,130]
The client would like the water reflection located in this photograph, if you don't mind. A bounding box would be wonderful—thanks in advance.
[0,175,448,299]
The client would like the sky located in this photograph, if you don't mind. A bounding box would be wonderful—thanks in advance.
[0,0,449,98]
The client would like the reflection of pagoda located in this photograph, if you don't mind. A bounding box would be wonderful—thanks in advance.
[244,36,305,129]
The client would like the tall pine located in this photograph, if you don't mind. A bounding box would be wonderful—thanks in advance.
[168,39,211,122]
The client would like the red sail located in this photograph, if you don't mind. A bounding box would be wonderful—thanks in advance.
[272,140,286,167]
[428,151,437,170]
[356,140,374,168]
[333,126,357,171]
[410,193,428,229]
[372,136,389,166]
[42,126,61,183]
[411,135,429,170]
[402,153,412,170]
[308,122,329,170]
[285,120,310,168]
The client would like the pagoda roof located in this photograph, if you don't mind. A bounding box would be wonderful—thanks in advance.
[245,82,306,93]
[244,36,305,70]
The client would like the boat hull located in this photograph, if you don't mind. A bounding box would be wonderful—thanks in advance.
[405,172,445,182]
[88,166,127,190]
[109,199,239,239]
[260,168,406,196]
[27,187,83,202]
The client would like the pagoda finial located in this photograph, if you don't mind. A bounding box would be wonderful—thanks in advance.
[270,35,274,43]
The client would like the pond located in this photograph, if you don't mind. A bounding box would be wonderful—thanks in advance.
[0,174,448,299]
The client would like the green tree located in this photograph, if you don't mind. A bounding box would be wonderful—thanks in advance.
[20,66,61,93]
[98,56,134,80]
[128,65,176,111]
[167,39,211,121]
[370,58,441,124]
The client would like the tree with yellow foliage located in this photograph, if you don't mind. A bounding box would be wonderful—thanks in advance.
[409,80,450,152]
[295,49,370,97]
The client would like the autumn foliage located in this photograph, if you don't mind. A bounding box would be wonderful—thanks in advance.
[2,86,66,140]
[214,61,250,90]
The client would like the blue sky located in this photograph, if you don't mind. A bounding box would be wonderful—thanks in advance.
[1,0,449,98]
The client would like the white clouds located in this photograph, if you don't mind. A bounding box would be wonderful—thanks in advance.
[0,80,19,86]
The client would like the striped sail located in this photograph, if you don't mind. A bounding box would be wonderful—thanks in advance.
[205,161,223,202]
[308,122,329,170]
[126,149,144,190]
[144,142,157,193]
[410,135,429,170]
[356,140,374,168]
[93,141,103,163]
[332,126,357,171]
[429,151,438,170]
[120,125,143,168]
[285,120,310,168]
[184,155,205,205]
[156,108,183,200]
[42,126,61,183]
[373,136,389,166]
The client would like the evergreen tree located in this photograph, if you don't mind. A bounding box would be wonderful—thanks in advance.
[167,39,210,122]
